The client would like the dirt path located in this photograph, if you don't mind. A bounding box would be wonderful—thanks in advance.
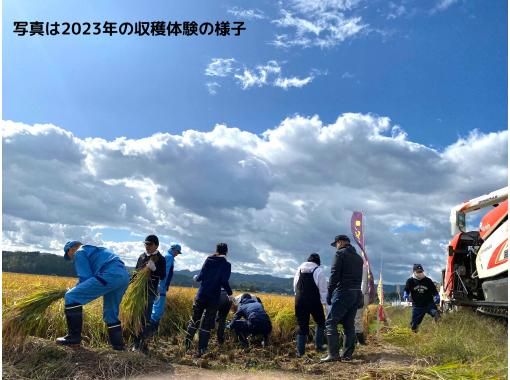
[132,337,416,380]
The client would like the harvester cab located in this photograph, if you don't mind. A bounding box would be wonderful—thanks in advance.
[441,187,508,317]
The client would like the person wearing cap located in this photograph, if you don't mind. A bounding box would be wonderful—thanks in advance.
[404,264,440,332]
[321,235,363,363]
[132,234,166,352]
[149,243,182,334]
[293,253,328,357]
[185,242,233,357]
[57,241,130,350]
[228,293,272,348]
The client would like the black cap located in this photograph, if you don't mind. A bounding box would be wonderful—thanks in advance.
[413,264,424,272]
[144,235,159,246]
[216,242,228,255]
[330,234,350,247]
[307,253,321,266]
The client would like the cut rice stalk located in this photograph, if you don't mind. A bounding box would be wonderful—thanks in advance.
[120,266,153,336]
[3,287,66,346]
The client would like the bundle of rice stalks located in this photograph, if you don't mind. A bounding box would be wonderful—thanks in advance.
[3,287,67,346]
[120,267,152,336]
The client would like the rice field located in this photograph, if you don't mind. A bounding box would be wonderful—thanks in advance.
[2,272,300,347]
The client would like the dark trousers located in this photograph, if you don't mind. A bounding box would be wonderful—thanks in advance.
[231,318,272,341]
[411,303,439,330]
[295,300,325,336]
[186,297,219,351]
[216,294,232,343]
[325,289,361,358]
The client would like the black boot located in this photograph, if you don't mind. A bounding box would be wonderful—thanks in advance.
[320,334,340,363]
[296,334,306,357]
[185,323,198,351]
[56,304,83,345]
[356,332,366,345]
[315,327,326,352]
[236,331,249,348]
[107,322,125,351]
[197,329,211,357]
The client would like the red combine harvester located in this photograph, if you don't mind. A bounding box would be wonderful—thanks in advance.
[441,187,508,317]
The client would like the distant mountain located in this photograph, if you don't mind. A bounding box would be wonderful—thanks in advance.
[2,251,294,294]
[2,250,409,297]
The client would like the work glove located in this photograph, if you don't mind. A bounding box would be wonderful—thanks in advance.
[146,260,156,271]
[403,291,409,302]
[192,274,199,282]
[228,295,235,303]
[433,294,440,305]
[326,293,332,306]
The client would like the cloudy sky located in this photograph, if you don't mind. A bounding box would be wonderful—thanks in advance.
[3,0,508,283]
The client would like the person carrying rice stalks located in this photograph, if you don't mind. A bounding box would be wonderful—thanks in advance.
[131,234,166,353]
[56,241,130,350]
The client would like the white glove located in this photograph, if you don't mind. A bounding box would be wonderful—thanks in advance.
[146,260,156,271]
[193,275,199,282]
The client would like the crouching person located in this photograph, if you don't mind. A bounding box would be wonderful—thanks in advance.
[229,293,272,348]
[57,241,130,350]
[294,253,327,357]
[185,243,233,357]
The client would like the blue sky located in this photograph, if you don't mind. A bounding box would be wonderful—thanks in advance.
[3,0,508,282]
[4,0,507,147]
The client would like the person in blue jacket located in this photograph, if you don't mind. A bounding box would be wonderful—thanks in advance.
[228,293,272,348]
[56,241,130,350]
[149,243,182,332]
[185,242,233,357]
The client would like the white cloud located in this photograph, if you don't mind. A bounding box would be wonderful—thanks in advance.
[206,82,220,95]
[3,116,507,284]
[274,75,314,89]
[206,59,316,92]
[272,0,367,48]
[432,0,459,13]
[227,7,265,20]
[234,61,282,89]
[387,2,406,19]
[205,58,236,77]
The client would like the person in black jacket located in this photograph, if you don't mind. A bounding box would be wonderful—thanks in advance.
[404,264,440,332]
[185,243,233,357]
[293,253,328,357]
[321,235,363,363]
[132,234,166,353]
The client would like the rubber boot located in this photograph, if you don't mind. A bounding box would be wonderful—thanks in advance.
[296,334,306,357]
[320,334,340,363]
[56,304,83,345]
[356,332,366,345]
[185,323,197,351]
[315,327,326,352]
[197,329,211,357]
[217,319,226,345]
[132,335,148,354]
[236,330,249,348]
[262,334,270,348]
[107,322,125,351]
